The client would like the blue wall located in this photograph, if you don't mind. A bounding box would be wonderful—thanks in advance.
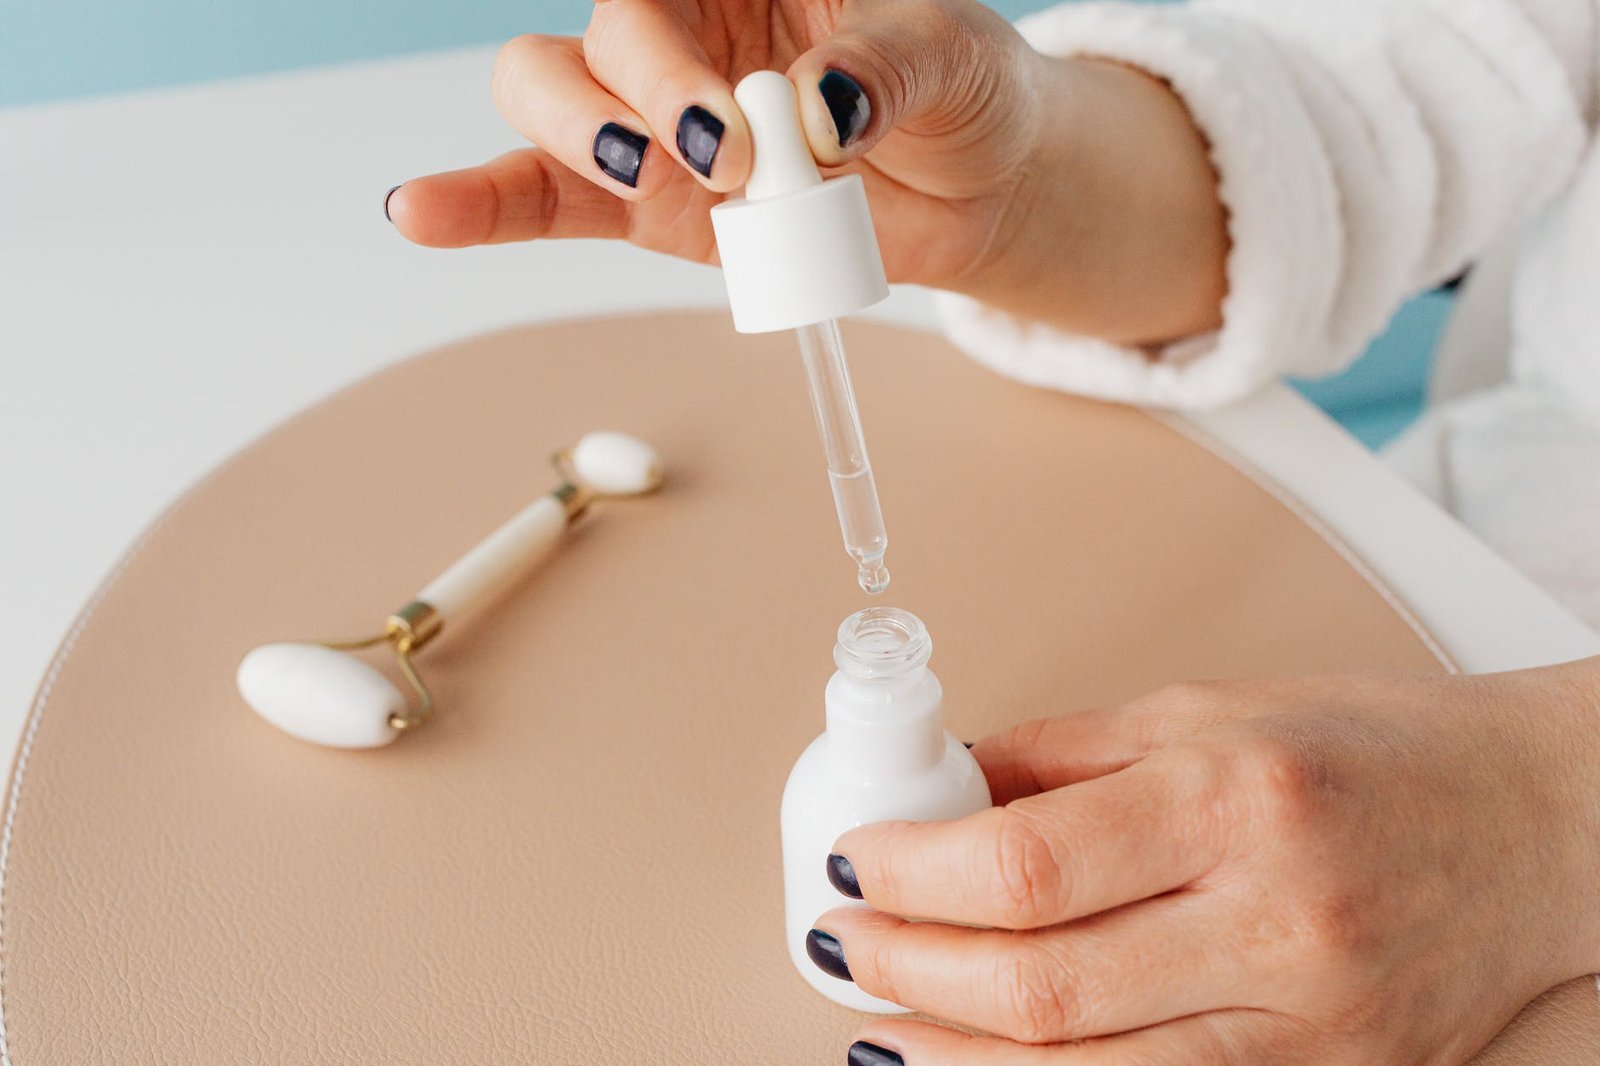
[1290,292,1448,448]
[1,0,1438,446]
[0,0,1063,107]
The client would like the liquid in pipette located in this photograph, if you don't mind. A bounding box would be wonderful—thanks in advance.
[829,467,890,594]
[795,318,892,596]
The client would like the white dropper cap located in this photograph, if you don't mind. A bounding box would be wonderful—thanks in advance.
[709,71,890,333]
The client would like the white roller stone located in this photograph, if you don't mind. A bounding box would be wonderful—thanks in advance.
[237,642,403,748]
[571,431,663,495]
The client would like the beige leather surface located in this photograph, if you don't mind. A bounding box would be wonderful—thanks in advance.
[3,312,1592,1063]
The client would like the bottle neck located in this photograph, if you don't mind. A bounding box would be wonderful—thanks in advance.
[824,609,945,779]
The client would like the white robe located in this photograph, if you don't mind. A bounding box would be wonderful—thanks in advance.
[938,0,1600,630]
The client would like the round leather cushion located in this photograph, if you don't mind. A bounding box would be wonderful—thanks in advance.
[2,313,1587,1063]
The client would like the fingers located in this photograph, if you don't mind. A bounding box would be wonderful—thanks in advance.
[787,0,1021,166]
[846,1021,1064,1066]
[816,891,1242,1044]
[387,149,629,248]
[973,709,1155,806]
[492,34,671,199]
[836,749,1228,929]
[852,1010,1283,1065]
[582,0,749,190]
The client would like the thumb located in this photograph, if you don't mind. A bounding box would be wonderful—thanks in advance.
[787,0,1027,166]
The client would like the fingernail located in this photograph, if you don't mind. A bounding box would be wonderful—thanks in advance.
[676,104,725,178]
[848,1042,905,1066]
[383,184,402,222]
[963,741,974,749]
[593,122,649,187]
[806,929,853,982]
[818,70,870,147]
[827,853,863,899]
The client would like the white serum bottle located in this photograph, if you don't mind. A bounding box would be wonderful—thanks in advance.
[781,607,993,1013]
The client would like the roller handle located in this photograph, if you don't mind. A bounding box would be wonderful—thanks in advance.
[409,432,661,631]
[416,494,569,624]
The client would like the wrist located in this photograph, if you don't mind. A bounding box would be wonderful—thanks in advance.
[967,54,1227,347]
[1519,656,1600,975]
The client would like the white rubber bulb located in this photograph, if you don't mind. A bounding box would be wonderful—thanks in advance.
[237,642,403,749]
[571,431,663,495]
[736,71,822,201]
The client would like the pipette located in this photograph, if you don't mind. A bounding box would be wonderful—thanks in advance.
[795,318,890,593]
[710,72,894,595]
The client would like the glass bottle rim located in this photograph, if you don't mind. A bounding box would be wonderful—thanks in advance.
[834,607,932,681]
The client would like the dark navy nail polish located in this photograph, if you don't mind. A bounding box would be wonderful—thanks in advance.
[827,853,863,899]
[848,1042,905,1066]
[818,70,870,147]
[676,105,725,178]
[383,184,402,222]
[806,929,853,982]
[593,122,649,187]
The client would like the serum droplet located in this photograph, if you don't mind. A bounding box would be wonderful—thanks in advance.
[857,563,890,596]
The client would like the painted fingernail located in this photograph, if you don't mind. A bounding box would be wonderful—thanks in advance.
[676,105,725,178]
[963,741,974,749]
[819,70,870,147]
[593,122,649,187]
[827,853,863,899]
[848,1043,905,1066]
[806,929,853,982]
[383,184,402,222]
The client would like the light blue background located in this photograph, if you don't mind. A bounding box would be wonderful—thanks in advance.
[1,0,1440,445]
[0,0,1060,107]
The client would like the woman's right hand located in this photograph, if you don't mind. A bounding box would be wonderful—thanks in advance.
[387,0,1228,346]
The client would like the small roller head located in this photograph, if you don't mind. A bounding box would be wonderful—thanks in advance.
[570,431,664,496]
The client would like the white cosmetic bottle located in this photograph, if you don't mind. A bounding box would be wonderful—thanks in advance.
[781,607,993,1013]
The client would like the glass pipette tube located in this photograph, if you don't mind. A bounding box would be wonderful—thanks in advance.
[795,318,890,595]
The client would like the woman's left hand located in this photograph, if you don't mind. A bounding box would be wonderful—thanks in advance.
[819,660,1600,1065]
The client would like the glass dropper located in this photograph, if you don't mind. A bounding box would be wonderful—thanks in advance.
[707,71,896,595]
[795,318,890,595]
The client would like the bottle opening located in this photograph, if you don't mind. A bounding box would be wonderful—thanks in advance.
[834,607,931,682]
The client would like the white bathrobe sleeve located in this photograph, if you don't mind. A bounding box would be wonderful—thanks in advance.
[938,0,1596,409]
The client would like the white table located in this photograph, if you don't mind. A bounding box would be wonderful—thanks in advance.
[2,46,1596,752]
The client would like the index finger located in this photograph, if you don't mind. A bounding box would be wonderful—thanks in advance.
[584,0,751,190]
[387,149,629,248]
[973,707,1155,806]
[834,748,1227,930]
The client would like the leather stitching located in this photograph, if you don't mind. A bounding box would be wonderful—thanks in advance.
[0,492,196,1065]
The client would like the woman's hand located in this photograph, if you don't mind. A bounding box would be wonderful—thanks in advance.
[818,660,1600,1064]
[385,0,1228,345]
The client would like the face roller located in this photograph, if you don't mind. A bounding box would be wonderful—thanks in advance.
[237,431,662,749]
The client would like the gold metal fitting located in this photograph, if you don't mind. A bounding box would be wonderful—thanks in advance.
[552,480,593,520]
[549,447,663,521]
[386,600,443,651]
[302,439,663,741]
[320,600,443,733]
